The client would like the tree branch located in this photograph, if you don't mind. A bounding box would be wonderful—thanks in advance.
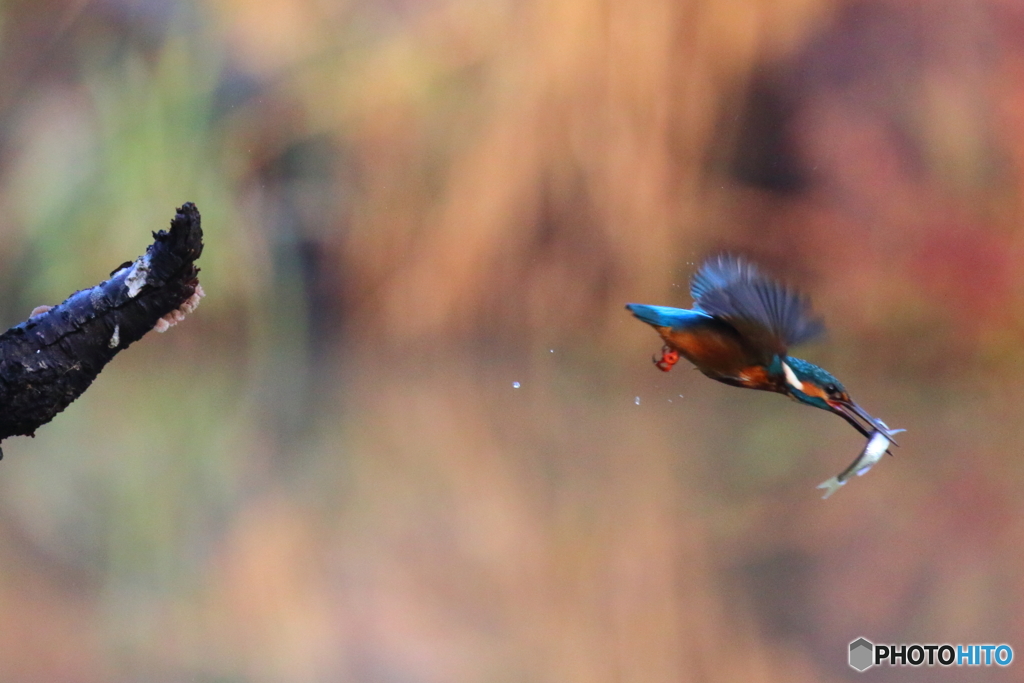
[0,202,204,451]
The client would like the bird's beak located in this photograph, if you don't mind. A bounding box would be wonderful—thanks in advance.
[827,398,900,446]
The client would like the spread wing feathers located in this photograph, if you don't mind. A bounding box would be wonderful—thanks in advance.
[689,254,752,302]
[689,254,824,353]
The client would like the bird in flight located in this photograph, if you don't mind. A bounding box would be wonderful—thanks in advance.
[626,254,893,442]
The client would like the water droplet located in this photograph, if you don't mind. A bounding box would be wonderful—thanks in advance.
[634,396,641,405]
[512,381,521,389]
[549,349,554,353]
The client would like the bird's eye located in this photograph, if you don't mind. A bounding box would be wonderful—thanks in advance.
[824,383,843,399]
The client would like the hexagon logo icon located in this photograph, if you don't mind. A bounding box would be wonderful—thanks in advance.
[849,637,874,672]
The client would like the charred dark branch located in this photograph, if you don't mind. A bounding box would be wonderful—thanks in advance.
[0,203,204,451]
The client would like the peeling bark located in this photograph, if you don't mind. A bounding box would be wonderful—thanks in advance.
[0,203,204,451]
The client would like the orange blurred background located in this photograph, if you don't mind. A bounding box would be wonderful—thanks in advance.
[0,0,1022,680]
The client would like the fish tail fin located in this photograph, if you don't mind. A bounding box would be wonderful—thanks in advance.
[816,476,845,499]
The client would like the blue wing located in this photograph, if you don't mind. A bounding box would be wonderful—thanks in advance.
[689,254,823,353]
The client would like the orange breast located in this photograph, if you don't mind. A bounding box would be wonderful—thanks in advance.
[732,365,778,391]
[655,325,752,377]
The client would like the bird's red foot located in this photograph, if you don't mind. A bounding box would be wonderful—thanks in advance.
[652,345,679,372]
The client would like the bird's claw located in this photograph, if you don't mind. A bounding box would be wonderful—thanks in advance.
[652,345,680,372]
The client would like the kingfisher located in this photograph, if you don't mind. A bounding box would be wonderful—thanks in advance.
[626,255,892,441]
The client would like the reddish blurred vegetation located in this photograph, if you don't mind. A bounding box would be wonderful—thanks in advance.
[0,0,1022,681]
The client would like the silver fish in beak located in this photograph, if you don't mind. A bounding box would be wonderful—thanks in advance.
[817,422,905,499]
[827,397,900,446]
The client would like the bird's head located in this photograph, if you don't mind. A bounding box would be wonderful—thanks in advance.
[771,356,894,441]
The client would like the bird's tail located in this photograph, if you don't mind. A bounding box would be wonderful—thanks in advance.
[625,303,698,328]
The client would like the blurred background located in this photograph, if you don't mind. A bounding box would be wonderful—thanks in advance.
[0,0,1021,680]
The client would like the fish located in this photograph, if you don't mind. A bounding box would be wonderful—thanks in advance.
[817,422,906,499]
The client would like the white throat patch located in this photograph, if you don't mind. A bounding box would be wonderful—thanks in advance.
[782,362,804,392]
